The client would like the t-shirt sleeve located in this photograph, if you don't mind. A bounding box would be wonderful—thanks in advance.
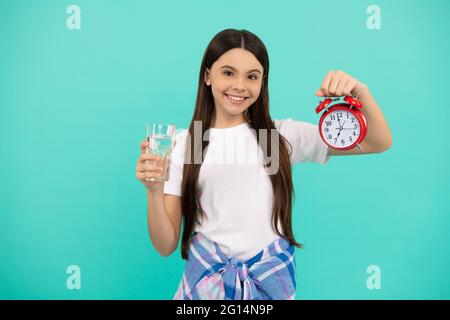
[274,118,330,165]
[163,129,188,196]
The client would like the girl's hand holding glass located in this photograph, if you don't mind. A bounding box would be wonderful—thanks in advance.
[135,123,176,193]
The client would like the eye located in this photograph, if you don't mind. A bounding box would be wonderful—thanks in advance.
[223,71,258,80]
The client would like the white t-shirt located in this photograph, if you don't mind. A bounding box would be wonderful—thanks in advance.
[163,119,330,260]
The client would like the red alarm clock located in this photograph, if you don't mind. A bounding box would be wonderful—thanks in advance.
[315,95,368,152]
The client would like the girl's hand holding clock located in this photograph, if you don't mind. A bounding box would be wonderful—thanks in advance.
[315,70,368,98]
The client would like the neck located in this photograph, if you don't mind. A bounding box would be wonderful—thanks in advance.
[211,109,246,129]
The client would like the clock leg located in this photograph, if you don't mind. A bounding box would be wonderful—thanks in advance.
[356,143,365,153]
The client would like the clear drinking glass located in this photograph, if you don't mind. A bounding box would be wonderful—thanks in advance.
[145,123,176,182]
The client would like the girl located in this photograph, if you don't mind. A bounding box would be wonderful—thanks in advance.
[135,29,392,300]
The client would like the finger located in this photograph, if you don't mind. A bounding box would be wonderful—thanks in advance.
[136,171,150,181]
[136,163,161,173]
[336,77,351,96]
[328,70,344,95]
[140,140,150,153]
[136,171,161,181]
[320,71,335,96]
[139,153,160,163]
[315,89,325,97]
[343,79,358,96]
[144,171,162,180]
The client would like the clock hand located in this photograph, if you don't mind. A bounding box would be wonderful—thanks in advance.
[335,123,342,139]
[335,124,351,130]
[336,130,341,138]
[334,119,347,142]
[336,119,346,132]
[334,131,341,145]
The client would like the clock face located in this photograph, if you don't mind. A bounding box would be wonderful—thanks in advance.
[320,109,361,148]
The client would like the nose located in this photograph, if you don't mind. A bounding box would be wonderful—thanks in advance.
[232,76,246,92]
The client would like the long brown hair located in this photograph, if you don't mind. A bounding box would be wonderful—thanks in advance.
[180,29,302,259]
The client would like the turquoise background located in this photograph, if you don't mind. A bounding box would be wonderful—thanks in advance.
[1,0,449,299]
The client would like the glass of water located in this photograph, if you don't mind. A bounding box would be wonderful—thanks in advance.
[145,123,176,182]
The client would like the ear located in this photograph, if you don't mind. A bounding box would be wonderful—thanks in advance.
[204,68,211,86]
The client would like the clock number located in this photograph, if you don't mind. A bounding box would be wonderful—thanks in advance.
[353,124,358,129]
[325,127,329,133]
[325,121,331,126]
[331,115,336,121]
[327,134,332,139]
[341,139,345,145]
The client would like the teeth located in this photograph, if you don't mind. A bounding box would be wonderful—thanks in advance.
[226,94,246,101]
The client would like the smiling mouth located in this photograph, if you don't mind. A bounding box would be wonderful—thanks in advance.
[224,93,249,102]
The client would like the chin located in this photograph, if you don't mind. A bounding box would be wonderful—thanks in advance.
[226,106,246,115]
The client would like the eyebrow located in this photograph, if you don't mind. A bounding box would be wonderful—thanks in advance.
[220,65,262,74]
